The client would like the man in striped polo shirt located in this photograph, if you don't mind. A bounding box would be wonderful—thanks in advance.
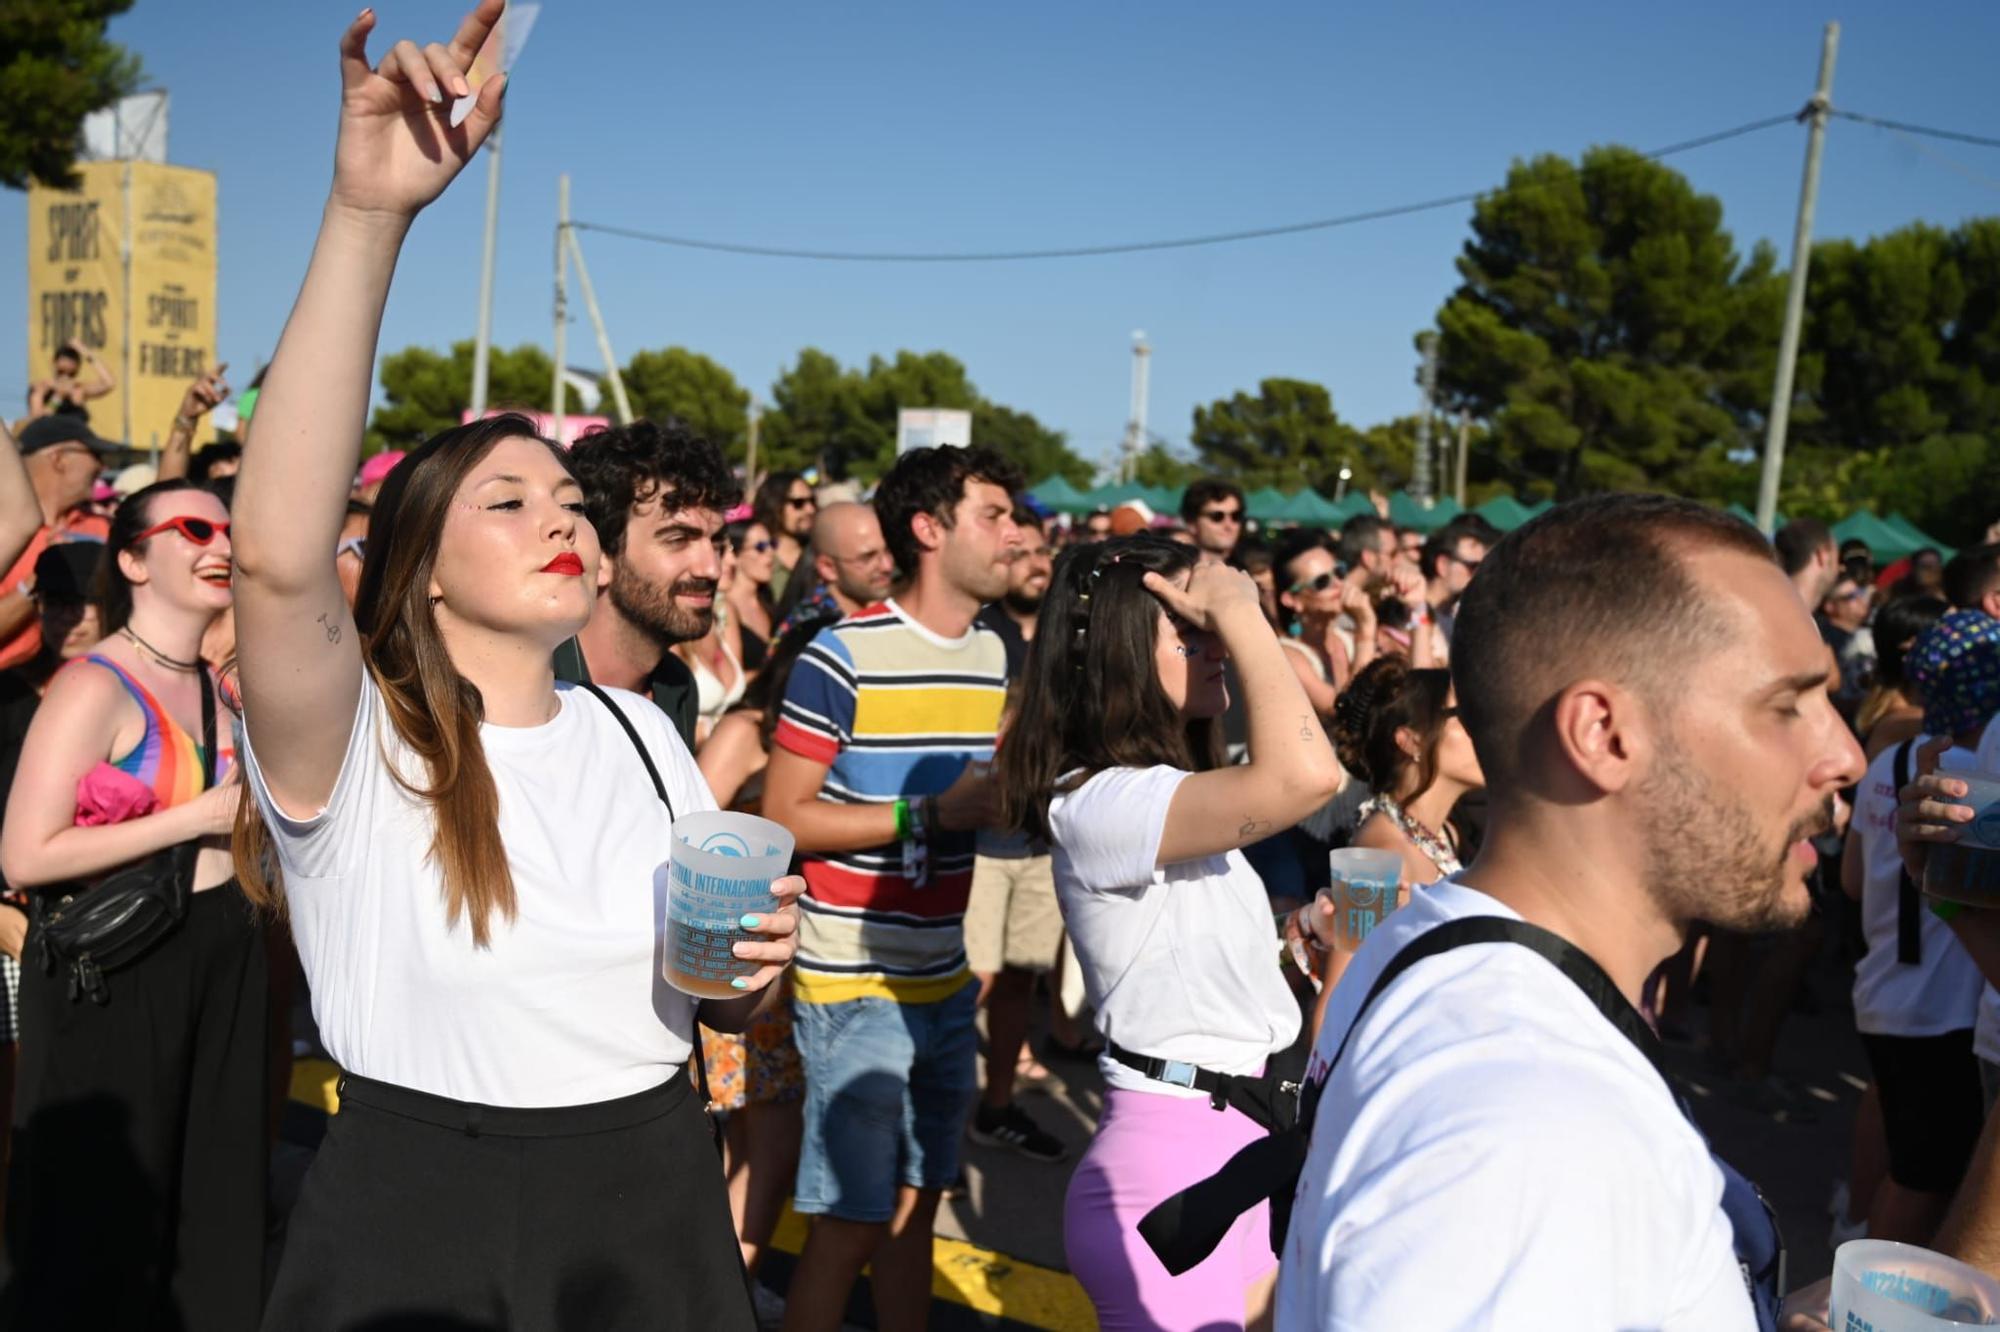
[765,446,1022,1332]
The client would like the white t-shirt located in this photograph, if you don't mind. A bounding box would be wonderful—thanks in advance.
[1977,987,2000,1068]
[1277,880,1754,1331]
[1048,765,1301,1098]
[241,676,710,1107]
[1851,737,1983,1037]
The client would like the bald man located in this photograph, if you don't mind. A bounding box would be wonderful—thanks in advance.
[813,502,897,615]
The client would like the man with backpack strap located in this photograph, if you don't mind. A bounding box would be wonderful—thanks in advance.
[1276,495,1863,1330]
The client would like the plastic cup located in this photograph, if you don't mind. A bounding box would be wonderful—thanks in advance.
[659,811,796,1000]
[1320,848,1404,953]
[1831,1239,2000,1330]
[1923,773,2000,909]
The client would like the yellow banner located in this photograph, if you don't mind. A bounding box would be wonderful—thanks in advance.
[25,162,123,433]
[129,162,217,450]
[25,161,217,450]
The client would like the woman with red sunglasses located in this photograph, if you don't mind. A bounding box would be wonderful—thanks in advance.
[0,477,264,1329]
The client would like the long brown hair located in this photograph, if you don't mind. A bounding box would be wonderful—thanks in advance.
[235,414,571,947]
[995,535,1219,843]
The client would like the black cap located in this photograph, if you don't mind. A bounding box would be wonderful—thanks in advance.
[33,541,105,605]
[17,416,112,457]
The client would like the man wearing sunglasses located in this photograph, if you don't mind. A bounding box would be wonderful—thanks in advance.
[1421,516,1499,651]
[0,417,114,672]
[1179,478,1246,566]
[753,470,818,603]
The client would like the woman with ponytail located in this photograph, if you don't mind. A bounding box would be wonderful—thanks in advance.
[1329,656,1486,887]
[227,7,798,1327]
[996,534,1345,1331]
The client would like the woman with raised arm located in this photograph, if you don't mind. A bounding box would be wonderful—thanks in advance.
[0,479,253,1330]
[995,535,1345,1332]
[229,7,797,1327]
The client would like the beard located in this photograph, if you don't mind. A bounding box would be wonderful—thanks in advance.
[1003,586,1045,617]
[1637,738,1836,934]
[609,563,716,647]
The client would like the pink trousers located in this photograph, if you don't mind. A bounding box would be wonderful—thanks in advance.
[1064,1085,1276,1331]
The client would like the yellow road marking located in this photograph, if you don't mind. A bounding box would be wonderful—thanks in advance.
[289,1061,1095,1330]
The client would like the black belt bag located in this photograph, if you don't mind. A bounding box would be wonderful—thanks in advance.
[1106,1041,1305,1133]
[35,666,216,1004]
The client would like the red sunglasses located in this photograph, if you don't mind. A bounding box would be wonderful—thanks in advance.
[133,516,229,546]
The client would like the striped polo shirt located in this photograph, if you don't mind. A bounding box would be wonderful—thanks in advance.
[772,600,1007,1004]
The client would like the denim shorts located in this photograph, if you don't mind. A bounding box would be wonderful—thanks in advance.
[791,981,980,1222]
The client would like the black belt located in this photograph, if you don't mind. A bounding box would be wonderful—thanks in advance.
[1107,1042,1239,1109]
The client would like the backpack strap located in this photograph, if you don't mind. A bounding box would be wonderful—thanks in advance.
[575,681,674,820]
[1139,915,1669,1276]
[574,682,715,1120]
[1894,739,1922,966]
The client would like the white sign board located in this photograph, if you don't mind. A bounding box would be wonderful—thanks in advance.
[81,91,169,164]
[896,408,973,455]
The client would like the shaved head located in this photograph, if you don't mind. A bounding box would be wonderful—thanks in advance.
[1450,494,1778,791]
[813,502,895,609]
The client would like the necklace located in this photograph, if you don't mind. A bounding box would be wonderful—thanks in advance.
[121,626,202,673]
[1360,792,1462,877]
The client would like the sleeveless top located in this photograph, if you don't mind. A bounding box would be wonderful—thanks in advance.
[84,653,232,809]
[690,636,748,728]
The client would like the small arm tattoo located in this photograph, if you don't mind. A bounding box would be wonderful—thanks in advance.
[1239,817,1272,839]
[1300,714,1315,741]
[316,612,341,644]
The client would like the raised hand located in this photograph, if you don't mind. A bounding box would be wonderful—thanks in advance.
[177,363,229,423]
[1142,561,1262,634]
[331,1,506,220]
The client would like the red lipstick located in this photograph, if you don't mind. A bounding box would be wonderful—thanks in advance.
[541,553,584,576]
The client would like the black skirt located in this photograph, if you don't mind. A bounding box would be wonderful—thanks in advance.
[263,1070,753,1332]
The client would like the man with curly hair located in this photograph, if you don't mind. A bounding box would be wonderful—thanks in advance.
[556,418,741,748]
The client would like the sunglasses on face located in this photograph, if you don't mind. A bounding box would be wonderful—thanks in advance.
[1448,552,1482,570]
[1201,508,1243,524]
[1288,570,1337,595]
[744,540,774,554]
[786,496,816,510]
[134,515,228,546]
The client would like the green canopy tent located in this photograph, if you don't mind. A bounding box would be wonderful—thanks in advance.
[1269,489,1349,527]
[1244,487,1291,523]
[1883,512,1953,561]
[1388,492,1462,534]
[1028,475,1093,515]
[1832,511,1928,564]
[1474,495,1536,532]
[1325,492,1374,526]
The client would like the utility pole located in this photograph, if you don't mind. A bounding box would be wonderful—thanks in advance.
[745,400,761,484]
[552,174,569,444]
[1454,410,1470,508]
[1121,332,1151,483]
[565,223,633,425]
[1756,21,1839,533]
[469,126,503,418]
[1412,333,1438,506]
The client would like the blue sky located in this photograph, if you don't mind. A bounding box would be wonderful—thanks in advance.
[7,1,2000,474]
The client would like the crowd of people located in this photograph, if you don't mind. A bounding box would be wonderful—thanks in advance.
[10,5,2000,1331]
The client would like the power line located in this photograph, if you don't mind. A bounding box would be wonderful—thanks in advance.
[569,112,1799,264]
[1833,109,2000,152]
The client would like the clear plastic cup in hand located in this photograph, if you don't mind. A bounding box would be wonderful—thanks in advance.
[1922,772,2000,909]
[659,811,796,1000]
[1320,848,1404,953]
[1831,1238,2000,1330]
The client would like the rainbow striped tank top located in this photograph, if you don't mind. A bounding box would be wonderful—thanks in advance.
[86,654,230,808]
